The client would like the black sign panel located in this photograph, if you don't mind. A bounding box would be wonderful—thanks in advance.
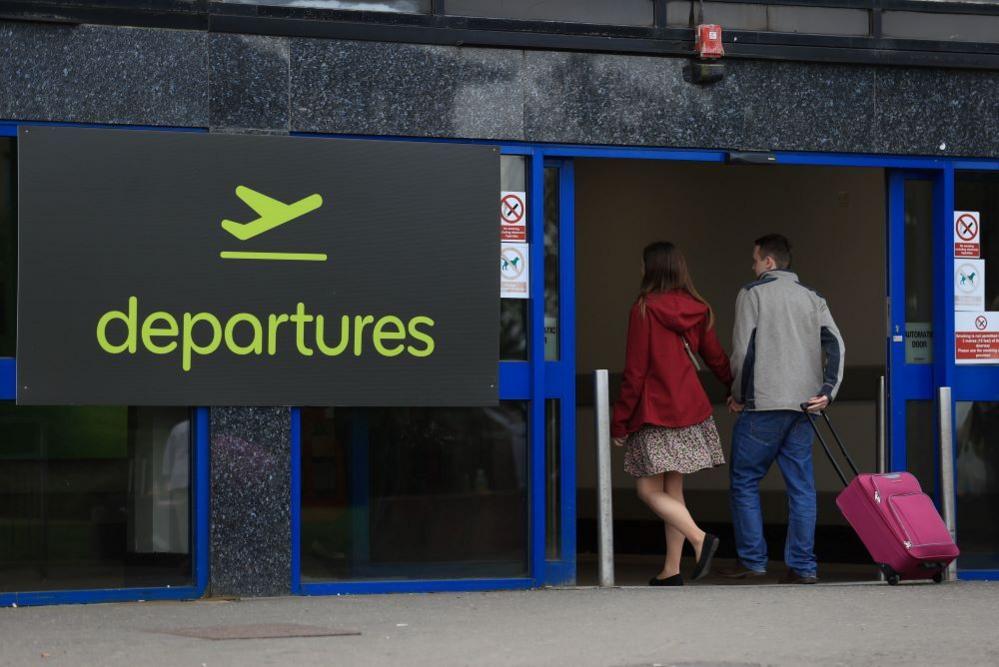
[17,127,498,406]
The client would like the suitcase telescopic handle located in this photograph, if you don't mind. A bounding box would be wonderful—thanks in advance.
[800,404,861,488]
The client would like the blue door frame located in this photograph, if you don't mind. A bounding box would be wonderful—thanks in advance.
[886,170,940,474]
[0,120,210,607]
[6,120,999,604]
[947,162,999,580]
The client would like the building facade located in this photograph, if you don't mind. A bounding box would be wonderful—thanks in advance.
[2,0,999,605]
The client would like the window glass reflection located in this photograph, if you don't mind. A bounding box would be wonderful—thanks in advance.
[220,0,430,13]
[956,401,999,570]
[904,180,933,364]
[447,0,654,26]
[0,405,193,593]
[544,167,559,361]
[300,404,529,581]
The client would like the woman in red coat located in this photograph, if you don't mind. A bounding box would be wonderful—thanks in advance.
[611,241,734,586]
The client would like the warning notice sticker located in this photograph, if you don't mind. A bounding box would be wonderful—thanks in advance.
[956,311,999,364]
[954,211,981,259]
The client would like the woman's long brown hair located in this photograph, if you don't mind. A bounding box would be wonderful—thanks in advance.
[638,241,715,329]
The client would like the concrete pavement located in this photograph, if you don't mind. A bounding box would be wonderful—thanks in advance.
[2,583,998,666]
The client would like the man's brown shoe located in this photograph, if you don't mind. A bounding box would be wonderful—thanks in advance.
[717,563,766,579]
[779,569,818,584]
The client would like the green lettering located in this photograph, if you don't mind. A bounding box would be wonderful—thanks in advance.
[97,296,138,354]
[141,311,179,355]
[315,315,350,356]
[267,314,291,355]
[373,316,406,357]
[182,312,223,371]
[407,316,436,357]
[353,315,375,356]
[224,313,263,355]
[290,302,315,357]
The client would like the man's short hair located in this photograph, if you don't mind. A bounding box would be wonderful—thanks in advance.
[755,234,792,269]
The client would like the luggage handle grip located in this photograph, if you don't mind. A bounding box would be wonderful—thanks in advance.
[800,403,861,489]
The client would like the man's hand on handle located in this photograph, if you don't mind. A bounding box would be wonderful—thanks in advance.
[804,394,830,413]
[726,395,744,413]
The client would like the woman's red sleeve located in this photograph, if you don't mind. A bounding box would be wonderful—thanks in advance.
[700,322,734,390]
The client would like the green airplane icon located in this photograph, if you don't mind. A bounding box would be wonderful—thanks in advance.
[221,185,323,241]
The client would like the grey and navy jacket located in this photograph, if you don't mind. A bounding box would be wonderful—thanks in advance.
[730,270,845,411]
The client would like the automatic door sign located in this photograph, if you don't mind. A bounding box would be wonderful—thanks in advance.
[954,211,981,259]
[500,191,527,242]
[905,322,933,364]
[956,312,999,364]
[500,243,530,299]
[955,259,985,311]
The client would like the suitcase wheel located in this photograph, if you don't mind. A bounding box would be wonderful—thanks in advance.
[932,572,944,584]
[879,564,901,586]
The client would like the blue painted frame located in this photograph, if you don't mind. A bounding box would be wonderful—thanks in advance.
[543,158,576,585]
[886,170,939,473]
[0,407,210,607]
[8,119,999,597]
[0,120,210,606]
[947,163,999,579]
[293,145,549,596]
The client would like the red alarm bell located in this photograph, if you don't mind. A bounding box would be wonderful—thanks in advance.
[696,24,725,59]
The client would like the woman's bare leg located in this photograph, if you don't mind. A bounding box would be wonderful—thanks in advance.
[636,474,706,571]
[661,472,687,578]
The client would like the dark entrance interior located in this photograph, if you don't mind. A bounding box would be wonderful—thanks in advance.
[573,159,886,585]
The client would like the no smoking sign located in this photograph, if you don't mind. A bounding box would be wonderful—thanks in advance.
[954,210,981,258]
[500,191,527,242]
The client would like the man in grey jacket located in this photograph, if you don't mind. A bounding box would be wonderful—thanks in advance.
[721,234,845,584]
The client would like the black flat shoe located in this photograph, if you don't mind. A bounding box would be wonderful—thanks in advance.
[648,574,684,586]
[691,534,720,581]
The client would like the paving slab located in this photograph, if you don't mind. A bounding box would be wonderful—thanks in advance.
[2,583,998,666]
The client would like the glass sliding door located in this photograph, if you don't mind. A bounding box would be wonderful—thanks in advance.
[886,172,939,478]
[952,171,999,576]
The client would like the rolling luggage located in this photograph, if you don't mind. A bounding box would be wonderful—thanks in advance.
[801,406,960,585]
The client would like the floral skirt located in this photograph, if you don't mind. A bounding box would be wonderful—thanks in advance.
[623,416,725,478]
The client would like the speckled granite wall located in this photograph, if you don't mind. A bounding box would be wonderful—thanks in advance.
[209,407,292,597]
[206,31,293,597]
[4,20,998,158]
[4,18,999,597]
[0,22,207,127]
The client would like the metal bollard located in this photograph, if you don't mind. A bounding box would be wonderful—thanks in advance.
[877,376,886,475]
[877,376,887,582]
[594,369,615,587]
[938,386,958,582]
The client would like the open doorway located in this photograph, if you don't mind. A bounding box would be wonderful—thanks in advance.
[574,159,886,585]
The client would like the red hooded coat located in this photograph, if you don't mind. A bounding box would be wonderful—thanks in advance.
[611,289,733,438]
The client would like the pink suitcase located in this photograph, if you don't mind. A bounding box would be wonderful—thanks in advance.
[802,407,959,585]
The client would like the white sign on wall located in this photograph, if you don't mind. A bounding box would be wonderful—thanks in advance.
[955,259,985,312]
[500,243,530,299]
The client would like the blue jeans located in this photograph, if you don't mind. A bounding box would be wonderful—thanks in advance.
[730,410,817,576]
